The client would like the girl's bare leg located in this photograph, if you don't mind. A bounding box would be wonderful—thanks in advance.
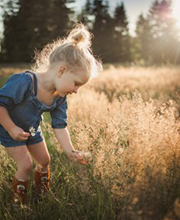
[27,141,50,172]
[6,145,33,204]
[27,141,50,195]
[6,145,33,180]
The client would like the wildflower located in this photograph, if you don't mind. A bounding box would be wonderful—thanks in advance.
[79,152,92,165]
[29,126,36,136]
[37,126,41,133]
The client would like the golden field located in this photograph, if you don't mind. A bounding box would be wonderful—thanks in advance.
[1,64,180,220]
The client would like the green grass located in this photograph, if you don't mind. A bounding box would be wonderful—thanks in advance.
[0,76,9,88]
[0,131,115,220]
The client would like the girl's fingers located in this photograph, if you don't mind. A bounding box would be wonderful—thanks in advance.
[19,136,29,141]
[73,153,89,164]
[75,153,85,160]
[18,132,30,140]
[20,132,30,139]
[75,154,83,160]
[68,153,82,162]
[68,151,92,165]
[22,132,30,137]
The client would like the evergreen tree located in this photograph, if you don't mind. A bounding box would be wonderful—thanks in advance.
[1,0,75,62]
[18,0,51,61]
[135,14,152,63]
[91,0,114,62]
[2,0,51,62]
[49,0,75,40]
[113,2,131,62]
[77,0,93,30]
[1,0,20,61]
[147,0,180,63]
[27,0,51,51]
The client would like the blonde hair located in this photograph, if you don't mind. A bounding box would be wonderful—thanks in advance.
[32,23,102,78]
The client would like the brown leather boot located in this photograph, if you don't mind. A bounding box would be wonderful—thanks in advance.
[12,176,28,205]
[34,169,50,196]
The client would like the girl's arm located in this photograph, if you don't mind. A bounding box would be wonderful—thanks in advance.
[53,128,89,162]
[53,127,75,154]
[0,106,16,132]
[0,106,30,141]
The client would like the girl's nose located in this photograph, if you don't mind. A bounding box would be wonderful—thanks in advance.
[73,87,79,93]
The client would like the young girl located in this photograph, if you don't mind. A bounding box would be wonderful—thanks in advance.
[0,24,101,205]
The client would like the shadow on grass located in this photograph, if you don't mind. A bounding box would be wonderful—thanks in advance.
[0,76,9,88]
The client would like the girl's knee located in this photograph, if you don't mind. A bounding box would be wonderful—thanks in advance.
[41,154,50,168]
[18,158,33,173]
[36,154,51,169]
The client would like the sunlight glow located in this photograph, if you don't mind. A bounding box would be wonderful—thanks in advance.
[172,0,180,29]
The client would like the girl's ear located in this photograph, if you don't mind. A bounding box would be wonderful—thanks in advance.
[58,66,67,77]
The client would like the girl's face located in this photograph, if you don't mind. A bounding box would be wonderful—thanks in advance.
[54,67,90,97]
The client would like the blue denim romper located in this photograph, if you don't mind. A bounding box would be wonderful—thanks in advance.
[0,71,67,147]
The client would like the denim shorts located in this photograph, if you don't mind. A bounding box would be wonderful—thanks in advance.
[0,126,44,147]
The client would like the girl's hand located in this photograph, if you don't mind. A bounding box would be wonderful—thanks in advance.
[8,126,30,141]
[67,150,92,165]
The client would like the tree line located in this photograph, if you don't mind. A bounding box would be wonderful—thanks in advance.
[0,0,180,64]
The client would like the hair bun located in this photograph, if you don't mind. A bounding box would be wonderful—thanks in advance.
[72,32,85,44]
[67,24,91,48]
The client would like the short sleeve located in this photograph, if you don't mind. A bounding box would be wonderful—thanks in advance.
[50,97,68,129]
[0,73,31,109]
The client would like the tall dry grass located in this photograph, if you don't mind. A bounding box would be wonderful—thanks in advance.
[88,65,180,105]
[1,65,180,220]
[67,65,180,220]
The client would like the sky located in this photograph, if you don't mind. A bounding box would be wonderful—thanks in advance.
[75,0,180,36]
